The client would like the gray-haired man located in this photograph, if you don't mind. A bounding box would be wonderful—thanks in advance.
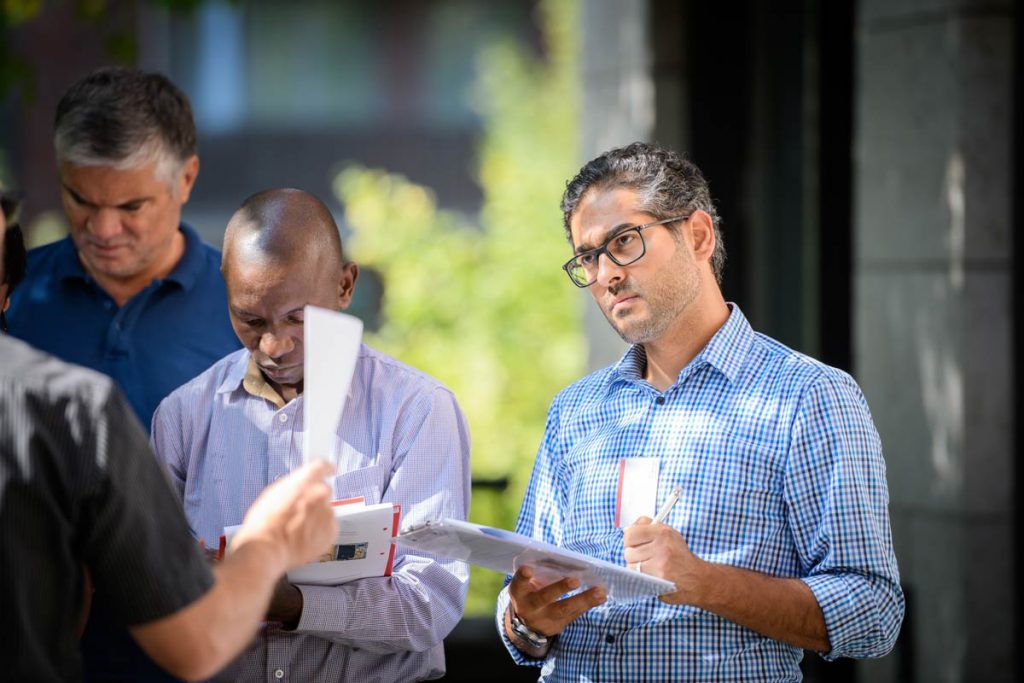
[6,67,240,682]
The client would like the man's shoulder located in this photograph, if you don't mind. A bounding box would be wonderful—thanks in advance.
[746,331,858,396]
[356,344,452,395]
[161,348,248,406]
[22,237,76,281]
[25,236,74,260]
[549,364,618,409]
[181,225,223,264]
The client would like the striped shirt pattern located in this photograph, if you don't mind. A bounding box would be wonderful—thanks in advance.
[497,305,904,681]
[152,344,471,683]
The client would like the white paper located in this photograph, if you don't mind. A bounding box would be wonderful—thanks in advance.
[303,306,363,464]
[616,458,660,527]
[224,500,398,586]
[287,501,398,585]
[396,519,676,602]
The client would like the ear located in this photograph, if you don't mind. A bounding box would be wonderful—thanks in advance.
[337,262,359,310]
[687,210,716,264]
[176,155,200,204]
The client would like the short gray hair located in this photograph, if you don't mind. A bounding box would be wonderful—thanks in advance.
[54,67,197,190]
[560,142,726,283]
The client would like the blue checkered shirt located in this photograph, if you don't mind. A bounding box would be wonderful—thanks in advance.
[497,305,903,681]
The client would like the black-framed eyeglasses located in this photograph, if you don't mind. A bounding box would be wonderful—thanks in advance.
[562,215,690,287]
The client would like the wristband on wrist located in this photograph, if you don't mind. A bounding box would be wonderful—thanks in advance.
[509,609,550,649]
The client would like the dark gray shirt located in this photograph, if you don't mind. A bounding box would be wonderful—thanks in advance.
[0,336,214,682]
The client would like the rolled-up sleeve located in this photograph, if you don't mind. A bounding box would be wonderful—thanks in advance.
[785,373,905,659]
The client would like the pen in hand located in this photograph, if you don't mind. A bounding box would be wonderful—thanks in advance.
[628,485,684,573]
[652,485,683,525]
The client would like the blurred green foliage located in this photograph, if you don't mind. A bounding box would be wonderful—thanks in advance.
[333,0,582,616]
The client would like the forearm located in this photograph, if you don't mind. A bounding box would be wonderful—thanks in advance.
[689,560,830,652]
[130,541,287,681]
[294,555,468,652]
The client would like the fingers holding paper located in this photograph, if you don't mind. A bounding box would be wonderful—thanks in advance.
[231,460,338,572]
[508,565,607,639]
[623,516,708,606]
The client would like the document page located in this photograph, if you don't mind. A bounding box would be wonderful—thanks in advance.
[224,500,399,586]
[303,306,363,465]
[397,519,675,602]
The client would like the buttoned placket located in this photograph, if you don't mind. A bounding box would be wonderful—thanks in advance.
[269,401,299,484]
[266,623,291,682]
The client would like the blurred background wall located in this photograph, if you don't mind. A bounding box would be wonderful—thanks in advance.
[1,1,1018,681]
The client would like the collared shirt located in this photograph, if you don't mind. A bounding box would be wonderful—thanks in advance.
[497,305,904,682]
[0,336,213,682]
[8,223,239,682]
[151,345,471,683]
[7,223,241,430]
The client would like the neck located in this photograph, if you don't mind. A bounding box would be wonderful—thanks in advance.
[642,289,730,391]
[86,230,186,307]
[268,377,303,404]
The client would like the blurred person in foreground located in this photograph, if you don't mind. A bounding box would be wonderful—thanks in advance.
[151,188,471,682]
[5,66,240,681]
[1,197,339,682]
[497,142,904,680]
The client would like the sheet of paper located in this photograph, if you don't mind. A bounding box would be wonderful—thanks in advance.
[615,457,660,527]
[303,306,363,464]
[396,519,676,602]
[222,500,399,586]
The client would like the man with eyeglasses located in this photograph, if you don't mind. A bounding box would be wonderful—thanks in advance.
[496,142,904,680]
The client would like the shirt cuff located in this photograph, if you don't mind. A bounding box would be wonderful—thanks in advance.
[293,584,353,636]
[802,572,879,660]
[495,585,546,667]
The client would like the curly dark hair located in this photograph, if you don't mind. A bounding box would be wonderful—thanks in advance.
[560,142,725,283]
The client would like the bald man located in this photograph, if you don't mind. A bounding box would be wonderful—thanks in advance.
[149,189,471,682]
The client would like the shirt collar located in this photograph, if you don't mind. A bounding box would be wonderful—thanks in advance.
[610,303,754,386]
[163,223,205,290]
[53,236,88,282]
[55,222,205,290]
[215,352,289,409]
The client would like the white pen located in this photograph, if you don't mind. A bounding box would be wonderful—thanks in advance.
[652,484,683,524]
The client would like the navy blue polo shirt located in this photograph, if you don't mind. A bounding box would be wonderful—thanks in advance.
[7,223,241,430]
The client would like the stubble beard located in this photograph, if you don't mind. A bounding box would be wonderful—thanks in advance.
[603,253,702,345]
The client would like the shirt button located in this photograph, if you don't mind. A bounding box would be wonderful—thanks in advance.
[605,633,615,643]
[274,669,284,679]
[278,413,288,423]
[655,396,666,405]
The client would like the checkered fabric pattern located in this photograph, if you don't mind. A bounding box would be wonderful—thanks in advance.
[497,305,904,682]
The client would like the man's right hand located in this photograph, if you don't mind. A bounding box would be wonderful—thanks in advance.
[230,460,337,573]
[507,565,607,650]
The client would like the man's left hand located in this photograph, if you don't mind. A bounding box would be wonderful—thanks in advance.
[266,578,303,628]
[622,517,707,605]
